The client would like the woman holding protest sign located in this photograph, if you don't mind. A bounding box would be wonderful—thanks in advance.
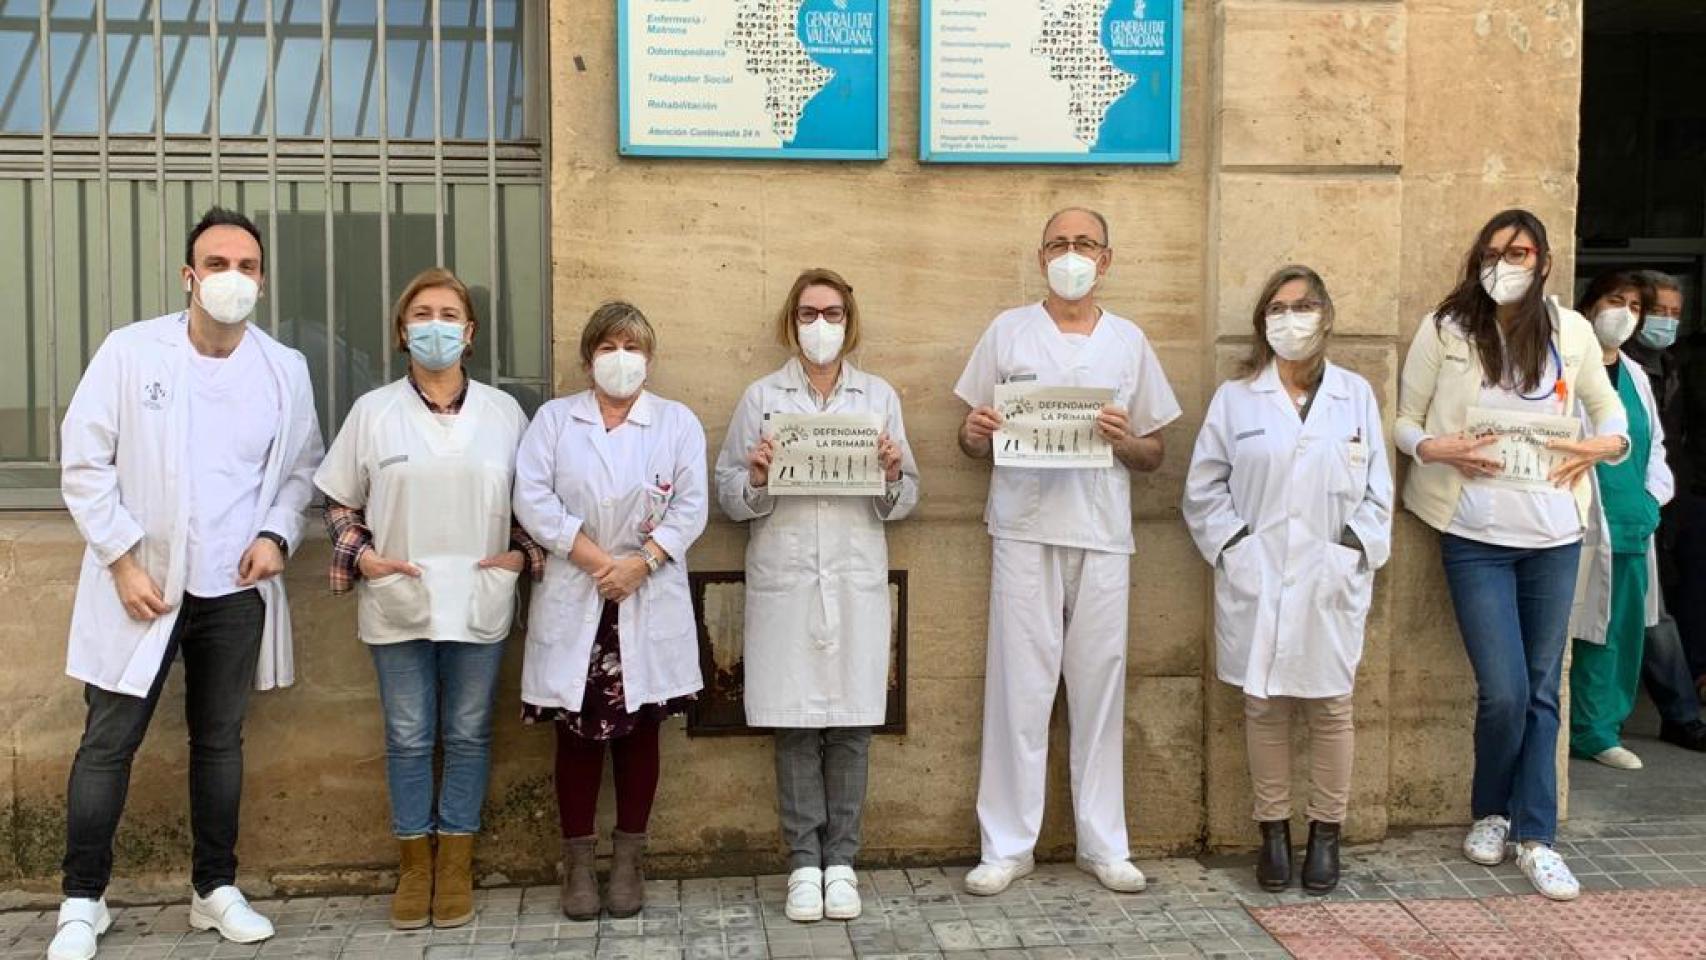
[714,268,919,923]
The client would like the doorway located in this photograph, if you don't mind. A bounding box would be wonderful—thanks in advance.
[1570,0,1706,824]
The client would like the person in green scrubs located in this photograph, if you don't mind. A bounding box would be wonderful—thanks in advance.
[1571,270,1671,770]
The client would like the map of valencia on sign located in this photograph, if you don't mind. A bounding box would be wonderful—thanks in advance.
[922,0,1182,163]
[619,0,889,159]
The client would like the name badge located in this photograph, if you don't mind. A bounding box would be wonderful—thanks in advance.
[1346,439,1368,470]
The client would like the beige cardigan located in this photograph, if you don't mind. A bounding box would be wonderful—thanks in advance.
[1394,298,1629,532]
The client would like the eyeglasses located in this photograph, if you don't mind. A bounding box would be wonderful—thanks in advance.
[1480,244,1538,267]
[797,305,846,324]
[1264,299,1325,317]
[1041,238,1107,257]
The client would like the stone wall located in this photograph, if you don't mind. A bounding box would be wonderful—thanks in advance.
[0,0,1584,900]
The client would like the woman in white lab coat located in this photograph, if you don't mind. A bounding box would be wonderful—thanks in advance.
[1183,265,1393,896]
[714,268,919,924]
[513,301,708,921]
[313,268,534,931]
[1566,270,1672,771]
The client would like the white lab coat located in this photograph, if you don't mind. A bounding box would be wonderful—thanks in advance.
[714,359,919,728]
[314,377,529,645]
[1569,353,1673,645]
[513,390,708,713]
[60,313,323,696]
[1182,362,1394,699]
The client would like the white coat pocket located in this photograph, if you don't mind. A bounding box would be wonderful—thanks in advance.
[1213,537,1262,635]
[467,566,521,641]
[1324,542,1373,618]
[363,572,432,635]
[1329,440,1367,498]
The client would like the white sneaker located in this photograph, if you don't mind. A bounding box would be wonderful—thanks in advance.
[1463,815,1511,866]
[1516,843,1580,901]
[188,886,275,943]
[48,898,110,960]
[822,865,861,920]
[784,867,823,923]
[963,856,1034,896]
[1593,746,1644,770]
[1077,858,1147,893]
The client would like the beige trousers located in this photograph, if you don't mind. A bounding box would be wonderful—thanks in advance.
[1244,693,1354,824]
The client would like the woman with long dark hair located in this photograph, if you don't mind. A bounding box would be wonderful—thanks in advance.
[1394,209,1629,900]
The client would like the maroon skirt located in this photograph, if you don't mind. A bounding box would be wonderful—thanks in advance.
[521,601,694,741]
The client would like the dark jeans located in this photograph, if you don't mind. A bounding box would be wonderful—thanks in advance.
[1439,534,1581,846]
[1668,490,1706,681]
[62,590,265,899]
[1642,615,1704,728]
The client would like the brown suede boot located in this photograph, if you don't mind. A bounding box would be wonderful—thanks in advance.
[390,836,434,929]
[605,830,647,918]
[432,833,476,928]
[560,836,601,920]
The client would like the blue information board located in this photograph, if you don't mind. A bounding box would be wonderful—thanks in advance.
[618,0,890,160]
[920,0,1182,164]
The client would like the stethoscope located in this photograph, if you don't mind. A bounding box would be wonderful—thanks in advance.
[1513,337,1566,403]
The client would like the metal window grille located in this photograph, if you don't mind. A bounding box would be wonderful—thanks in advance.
[0,0,551,507]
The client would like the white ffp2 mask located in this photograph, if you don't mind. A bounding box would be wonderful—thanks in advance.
[592,348,647,399]
[1479,262,1534,305]
[1592,306,1638,349]
[189,270,259,326]
[1046,252,1099,302]
[797,318,846,366]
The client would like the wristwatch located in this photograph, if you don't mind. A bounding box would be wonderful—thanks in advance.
[642,548,663,573]
[257,530,289,554]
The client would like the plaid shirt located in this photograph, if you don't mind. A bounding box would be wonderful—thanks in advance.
[323,375,546,595]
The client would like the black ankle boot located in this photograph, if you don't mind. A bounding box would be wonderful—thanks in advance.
[1302,821,1341,895]
[1257,820,1291,891]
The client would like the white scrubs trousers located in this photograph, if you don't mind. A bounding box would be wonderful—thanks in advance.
[976,537,1131,866]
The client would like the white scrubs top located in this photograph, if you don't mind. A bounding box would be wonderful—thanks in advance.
[954,303,1182,554]
[314,377,529,645]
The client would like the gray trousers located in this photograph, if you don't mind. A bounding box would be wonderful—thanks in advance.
[775,728,872,870]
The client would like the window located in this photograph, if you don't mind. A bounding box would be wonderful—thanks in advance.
[0,0,550,506]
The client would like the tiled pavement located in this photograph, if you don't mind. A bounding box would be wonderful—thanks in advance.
[5,819,1706,960]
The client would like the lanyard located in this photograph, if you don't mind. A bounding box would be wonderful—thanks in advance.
[1515,338,1565,403]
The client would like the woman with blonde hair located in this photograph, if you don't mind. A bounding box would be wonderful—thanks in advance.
[514,301,708,920]
[315,268,537,930]
[715,268,918,922]
[1183,265,1392,894]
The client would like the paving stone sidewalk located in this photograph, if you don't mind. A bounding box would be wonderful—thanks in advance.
[5,818,1706,960]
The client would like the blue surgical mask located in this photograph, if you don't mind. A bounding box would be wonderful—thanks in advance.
[406,319,467,371]
[1638,315,1680,351]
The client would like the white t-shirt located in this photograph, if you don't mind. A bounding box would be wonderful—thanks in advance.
[954,303,1182,554]
[185,333,280,598]
[1445,381,1582,548]
[1444,323,1584,549]
[314,377,529,644]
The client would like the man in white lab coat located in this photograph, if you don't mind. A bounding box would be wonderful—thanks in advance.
[955,208,1181,895]
[49,209,323,960]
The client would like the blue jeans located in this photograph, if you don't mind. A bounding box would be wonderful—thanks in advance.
[369,640,506,837]
[1439,533,1582,846]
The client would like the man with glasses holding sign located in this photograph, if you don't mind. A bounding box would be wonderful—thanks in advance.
[716,268,919,924]
[954,209,1180,896]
